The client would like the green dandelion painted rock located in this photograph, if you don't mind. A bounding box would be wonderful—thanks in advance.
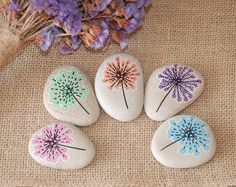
[43,66,100,126]
[48,67,89,112]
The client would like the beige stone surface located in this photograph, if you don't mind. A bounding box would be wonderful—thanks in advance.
[0,0,235,186]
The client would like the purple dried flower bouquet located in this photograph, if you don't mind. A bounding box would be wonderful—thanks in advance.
[0,0,150,68]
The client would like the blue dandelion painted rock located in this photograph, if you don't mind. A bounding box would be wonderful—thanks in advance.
[151,115,216,168]
[145,64,204,121]
[43,66,100,126]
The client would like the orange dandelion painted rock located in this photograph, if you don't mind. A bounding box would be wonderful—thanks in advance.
[95,53,144,122]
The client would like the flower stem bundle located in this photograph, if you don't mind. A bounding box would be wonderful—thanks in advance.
[0,0,150,68]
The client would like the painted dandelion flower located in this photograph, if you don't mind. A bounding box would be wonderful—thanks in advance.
[156,64,202,112]
[103,57,140,109]
[161,116,210,156]
[32,122,86,163]
[48,67,89,114]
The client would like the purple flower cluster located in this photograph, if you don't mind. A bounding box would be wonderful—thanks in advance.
[7,1,20,14]
[30,0,151,54]
[36,27,61,51]
[31,0,82,36]
[4,0,150,54]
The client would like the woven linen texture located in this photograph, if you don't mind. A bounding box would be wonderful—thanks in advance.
[0,0,235,186]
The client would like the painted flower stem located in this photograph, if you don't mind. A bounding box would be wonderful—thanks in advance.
[122,82,129,109]
[70,91,90,115]
[156,85,175,113]
[57,143,86,151]
[161,136,185,151]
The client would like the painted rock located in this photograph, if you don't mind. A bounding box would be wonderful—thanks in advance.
[95,53,144,122]
[43,66,100,126]
[28,122,95,170]
[145,64,204,121]
[151,115,216,168]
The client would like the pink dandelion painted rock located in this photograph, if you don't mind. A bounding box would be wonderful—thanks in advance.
[145,64,204,121]
[28,122,95,170]
[95,53,144,122]
[43,65,100,126]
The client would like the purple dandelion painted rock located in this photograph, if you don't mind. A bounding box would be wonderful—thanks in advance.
[28,122,95,170]
[145,64,204,121]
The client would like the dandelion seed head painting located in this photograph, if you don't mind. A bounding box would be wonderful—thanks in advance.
[157,64,202,102]
[47,67,89,112]
[167,116,210,156]
[152,115,216,168]
[102,57,140,109]
[103,57,140,90]
[32,122,73,163]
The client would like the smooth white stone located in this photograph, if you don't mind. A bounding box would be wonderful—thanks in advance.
[145,64,204,121]
[43,65,100,126]
[151,115,216,168]
[95,53,144,122]
[28,122,95,170]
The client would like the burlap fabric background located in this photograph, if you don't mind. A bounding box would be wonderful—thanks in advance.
[0,0,236,186]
